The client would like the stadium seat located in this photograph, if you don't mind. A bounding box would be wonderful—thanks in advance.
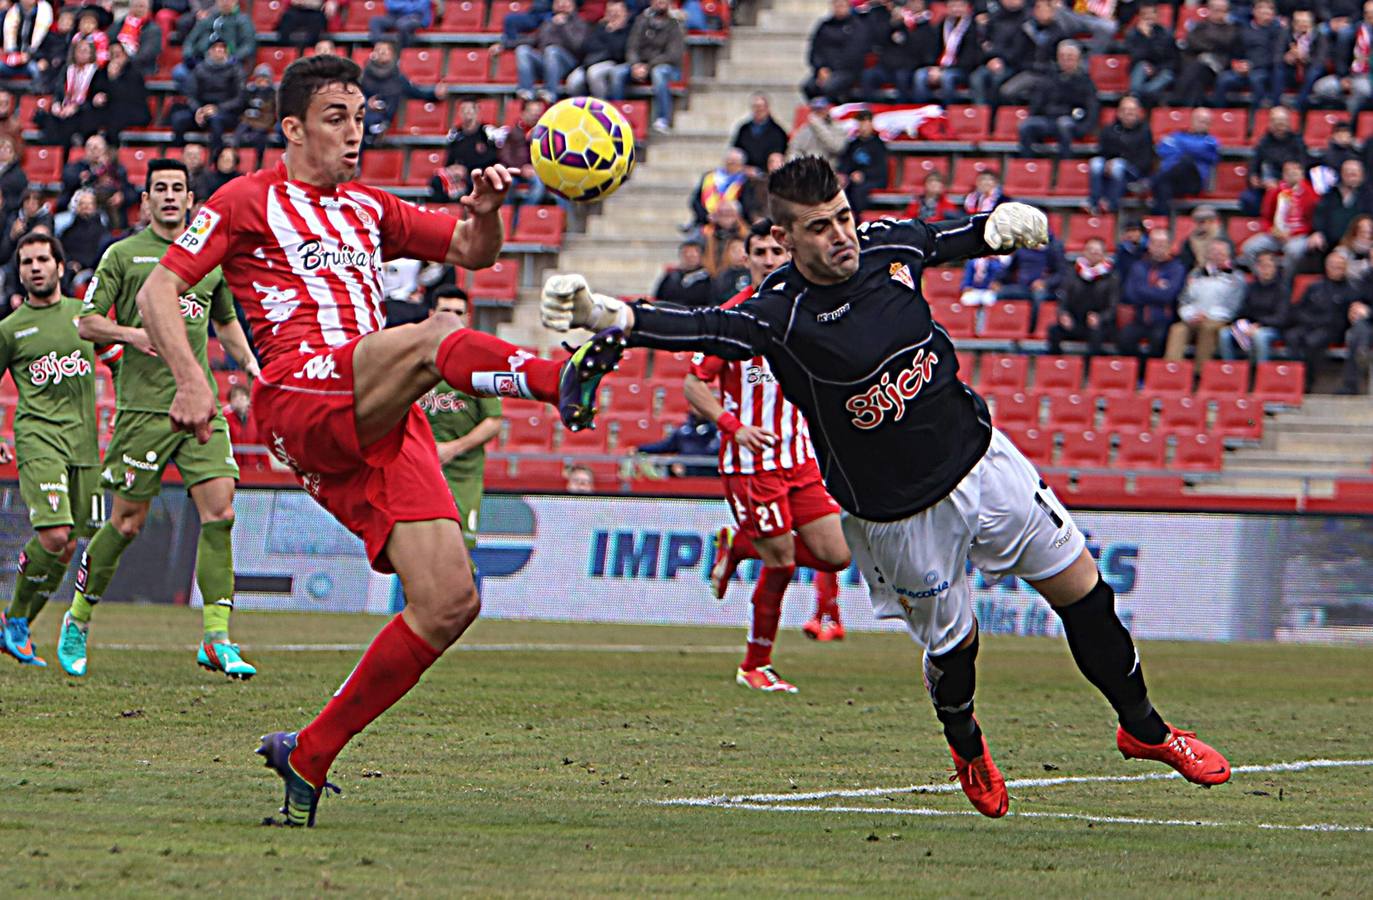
[512,205,566,247]
[945,105,991,142]
[361,149,403,184]
[558,425,609,453]
[448,49,490,82]
[1064,213,1116,252]
[1290,274,1320,302]
[1131,473,1185,496]
[1088,55,1129,92]
[256,46,295,79]
[1053,159,1091,196]
[1196,359,1249,400]
[1033,355,1084,395]
[603,380,653,414]
[1207,162,1248,198]
[900,156,950,190]
[612,347,649,380]
[25,146,61,184]
[406,148,445,186]
[1032,300,1056,339]
[654,382,689,417]
[1252,361,1305,406]
[608,414,668,450]
[119,146,157,184]
[1087,355,1138,398]
[651,350,695,379]
[1002,424,1051,465]
[1117,430,1166,468]
[989,390,1039,428]
[488,0,529,30]
[1227,216,1263,246]
[1074,472,1128,495]
[505,412,555,449]
[1101,393,1153,435]
[1142,358,1192,398]
[950,158,999,194]
[610,100,649,140]
[1305,110,1345,146]
[400,47,446,82]
[402,99,448,136]
[978,301,1031,340]
[253,0,285,30]
[956,349,979,384]
[511,457,569,489]
[1150,107,1190,136]
[1005,159,1052,195]
[990,106,1029,143]
[931,297,975,338]
[1157,395,1205,436]
[923,267,961,302]
[344,0,381,29]
[1047,392,1095,429]
[1059,429,1109,467]
[469,258,518,303]
[1212,396,1263,441]
[981,353,1029,392]
[1172,430,1223,470]
[438,0,486,31]
[1210,108,1247,145]
[492,51,518,83]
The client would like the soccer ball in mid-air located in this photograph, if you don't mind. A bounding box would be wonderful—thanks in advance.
[530,97,636,202]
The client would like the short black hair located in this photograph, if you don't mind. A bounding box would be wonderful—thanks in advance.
[428,285,469,311]
[278,54,363,124]
[767,156,842,226]
[145,158,190,194]
[744,217,775,254]
[15,231,64,266]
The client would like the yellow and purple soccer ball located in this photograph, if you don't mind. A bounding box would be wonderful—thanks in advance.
[530,97,636,202]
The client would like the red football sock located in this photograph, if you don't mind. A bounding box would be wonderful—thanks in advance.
[435,328,561,403]
[793,541,845,573]
[813,570,840,619]
[292,614,443,786]
[742,564,794,671]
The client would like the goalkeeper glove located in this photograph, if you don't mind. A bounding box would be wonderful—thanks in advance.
[984,202,1050,251]
[540,273,630,333]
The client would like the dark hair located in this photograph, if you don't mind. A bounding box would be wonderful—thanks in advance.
[145,158,190,194]
[228,383,251,399]
[744,217,774,254]
[15,231,64,266]
[428,285,469,311]
[278,55,363,124]
[767,156,841,226]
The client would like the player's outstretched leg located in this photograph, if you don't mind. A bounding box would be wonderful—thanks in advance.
[803,571,844,642]
[924,629,1008,817]
[57,518,134,677]
[736,563,798,693]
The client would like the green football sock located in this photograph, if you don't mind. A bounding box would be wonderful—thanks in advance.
[197,519,235,641]
[70,522,134,624]
[27,550,71,626]
[7,536,61,622]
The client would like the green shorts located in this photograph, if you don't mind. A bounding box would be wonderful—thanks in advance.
[19,459,103,536]
[447,474,484,550]
[102,410,239,500]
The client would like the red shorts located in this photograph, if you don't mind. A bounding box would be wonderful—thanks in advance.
[721,459,841,540]
[253,336,459,573]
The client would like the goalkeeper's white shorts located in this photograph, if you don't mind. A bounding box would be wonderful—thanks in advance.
[842,428,1085,656]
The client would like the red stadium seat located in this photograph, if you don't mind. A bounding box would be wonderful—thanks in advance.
[492,51,518,83]
[511,457,568,489]
[978,301,1031,340]
[609,100,649,140]
[1064,213,1116,252]
[1227,216,1263,246]
[489,0,528,28]
[603,380,653,414]
[981,353,1030,392]
[1002,424,1052,465]
[1088,55,1129,92]
[512,204,566,246]
[449,48,491,82]
[1033,355,1085,395]
[945,105,990,142]
[255,46,295,79]
[1157,395,1205,436]
[1117,430,1166,468]
[956,349,979,384]
[990,390,1040,428]
[931,297,975,338]
[1087,355,1138,397]
[612,347,649,380]
[400,47,445,82]
[900,156,950,190]
[558,425,609,453]
[439,0,486,31]
[253,0,285,30]
[990,106,1029,143]
[1101,393,1153,435]
[119,146,157,184]
[1211,108,1246,145]
[1005,158,1052,195]
[1047,392,1095,429]
[1132,473,1185,496]
[651,350,695,379]
[25,146,62,184]
[1252,361,1305,406]
[1060,429,1109,467]
[608,414,668,450]
[1142,358,1192,398]
[406,148,446,186]
[1212,395,1263,441]
[1150,107,1190,136]
[1032,300,1057,339]
[1196,359,1249,400]
[1074,472,1128,495]
[360,149,403,184]
[950,157,1000,194]
[1053,158,1091,196]
[344,0,381,29]
[402,99,448,136]
[1173,430,1223,470]
[1207,161,1248,199]
[1305,110,1345,146]
[923,267,961,302]
[1290,274,1320,303]
[469,258,518,303]
[504,412,554,449]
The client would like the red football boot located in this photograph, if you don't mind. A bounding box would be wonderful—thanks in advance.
[802,614,845,641]
[949,725,1009,818]
[1117,723,1231,785]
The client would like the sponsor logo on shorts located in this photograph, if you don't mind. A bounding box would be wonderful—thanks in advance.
[294,354,340,381]
[38,479,68,493]
[28,349,92,386]
[844,349,939,430]
[121,452,160,472]
[1052,523,1076,549]
[894,579,951,601]
[817,302,850,323]
[176,207,221,254]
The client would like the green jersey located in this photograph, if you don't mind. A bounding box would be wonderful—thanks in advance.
[420,382,502,482]
[0,296,98,467]
[82,226,236,413]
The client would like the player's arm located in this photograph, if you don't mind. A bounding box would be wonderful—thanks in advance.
[215,317,261,380]
[137,264,216,442]
[80,246,157,355]
[437,417,502,464]
[76,314,157,356]
[684,371,777,453]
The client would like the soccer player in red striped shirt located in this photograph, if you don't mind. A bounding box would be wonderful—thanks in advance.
[685,219,850,693]
[136,55,622,826]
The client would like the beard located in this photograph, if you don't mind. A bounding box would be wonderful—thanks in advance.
[25,280,57,299]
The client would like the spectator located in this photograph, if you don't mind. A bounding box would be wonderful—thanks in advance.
[839,109,888,216]
[223,383,268,468]
[911,0,978,106]
[1315,119,1360,185]
[1335,213,1373,279]
[1240,106,1307,214]
[2,189,53,265]
[1,0,54,79]
[165,0,214,47]
[701,201,748,275]
[514,0,588,101]
[175,0,254,97]
[312,37,339,56]
[998,0,1068,104]
[566,0,631,99]
[960,254,1006,307]
[368,0,433,48]
[71,7,111,68]
[58,133,137,218]
[0,136,26,219]
[963,168,1009,216]
[1243,158,1320,277]
[181,142,208,199]
[1340,291,1373,393]
[1118,227,1186,358]
[1150,106,1220,213]
[276,0,335,50]
[0,90,24,154]
[739,151,784,222]
[56,189,110,279]
[227,64,277,167]
[169,38,243,152]
[1283,250,1359,389]
[497,0,551,51]
[689,147,749,228]
[653,238,713,307]
[498,97,550,220]
[998,232,1063,312]
[1018,40,1099,159]
[969,0,1028,107]
[1114,217,1147,283]
[1165,237,1246,374]
[1282,9,1329,110]
[636,413,719,477]
[1048,236,1117,356]
[432,97,500,201]
[1126,2,1176,106]
[1314,159,1373,250]
[565,464,596,493]
[361,40,446,149]
[1056,0,1116,55]
[614,0,684,133]
[787,97,848,167]
[801,0,869,104]
[1220,250,1288,364]
[1088,95,1153,214]
[863,0,937,103]
[905,170,957,221]
[712,236,750,303]
[92,41,152,144]
[1312,0,1373,116]
[730,92,788,173]
[1214,0,1284,108]
[32,4,73,93]
[34,39,100,147]
[194,145,241,200]
[1171,0,1239,108]
[1177,204,1228,272]
[111,0,161,77]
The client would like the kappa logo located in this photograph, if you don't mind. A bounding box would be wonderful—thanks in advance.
[508,349,535,370]
[844,348,940,430]
[295,354,340,381]
[889,261,914,290]
[817,302,850,323]
[255,282,301,325]
[176,207,221,255]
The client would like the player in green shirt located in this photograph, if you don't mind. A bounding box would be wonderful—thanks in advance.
[420,288,503,551]
[0,233,102,668]
[55,159,262,680]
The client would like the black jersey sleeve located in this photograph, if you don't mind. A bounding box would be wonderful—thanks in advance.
[625,299,774,361]
[857,214,996,266]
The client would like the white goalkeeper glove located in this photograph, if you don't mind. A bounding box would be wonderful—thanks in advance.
[984,202,1050,251]
[540,273,630,333]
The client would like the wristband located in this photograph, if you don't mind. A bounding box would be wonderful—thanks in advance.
[716,412,742,438]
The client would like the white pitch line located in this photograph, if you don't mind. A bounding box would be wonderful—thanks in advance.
[660,758,1373,807]
[100,642,741,654]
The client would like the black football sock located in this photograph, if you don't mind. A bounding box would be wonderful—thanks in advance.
[924,630,984,761]
[1053,578,1169,745]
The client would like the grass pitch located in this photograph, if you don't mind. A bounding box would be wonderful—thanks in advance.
[1,605,1371,897]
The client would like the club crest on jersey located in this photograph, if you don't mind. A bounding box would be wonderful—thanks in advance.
[844,348,940,430]
[28,349,91,386]
[177,207,221,254]
[889,262,914,290]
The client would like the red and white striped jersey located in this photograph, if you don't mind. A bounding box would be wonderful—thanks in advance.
[690,287,814,476]
[160,161,458,373]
